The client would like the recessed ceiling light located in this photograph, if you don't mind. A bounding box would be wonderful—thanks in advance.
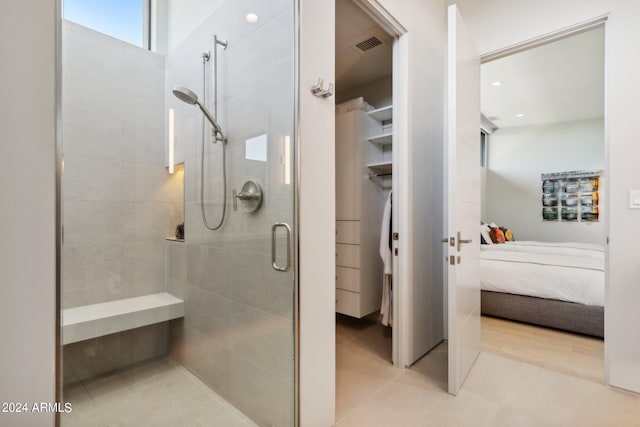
[516,113,525,118]
[245,13,258,23]
[488,115,500,121]
[490,81,503,87]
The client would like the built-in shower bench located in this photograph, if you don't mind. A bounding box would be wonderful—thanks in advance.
[62,292,184,345]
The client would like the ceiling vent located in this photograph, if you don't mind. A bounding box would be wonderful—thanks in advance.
[349,28,389,55]
[353,36,383,53]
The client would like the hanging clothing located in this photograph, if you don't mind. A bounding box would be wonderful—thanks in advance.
[380,192,393,275]
[380,275,392,326]
[380,191,393,326]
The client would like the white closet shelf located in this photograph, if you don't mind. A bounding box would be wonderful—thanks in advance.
[367,161,392,174]
[367,133,392,145]
[367,105,393,122]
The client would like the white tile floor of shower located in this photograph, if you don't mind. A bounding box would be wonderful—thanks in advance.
[62,358,257,427]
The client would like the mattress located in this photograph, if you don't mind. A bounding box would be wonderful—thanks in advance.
[480,242,605,307]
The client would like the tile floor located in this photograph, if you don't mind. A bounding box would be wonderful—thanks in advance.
[61,316,638,427]
[335,315,640,427]
[62,358,257,427]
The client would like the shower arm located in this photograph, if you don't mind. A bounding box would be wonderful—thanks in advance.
[196,101,226,143]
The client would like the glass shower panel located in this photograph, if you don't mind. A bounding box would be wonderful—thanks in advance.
[60,1,297,426]
[171,1,297,425]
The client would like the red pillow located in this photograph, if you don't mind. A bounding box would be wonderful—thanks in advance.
[489,227,506,244]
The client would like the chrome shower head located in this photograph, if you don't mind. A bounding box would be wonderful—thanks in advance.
[172,86,198,105]
[172,85,226,142]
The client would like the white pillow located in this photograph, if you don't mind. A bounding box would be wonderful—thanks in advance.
[480,223,493,245]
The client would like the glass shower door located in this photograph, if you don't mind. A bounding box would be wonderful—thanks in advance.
[60,1,297,426]
[172,1,298,426]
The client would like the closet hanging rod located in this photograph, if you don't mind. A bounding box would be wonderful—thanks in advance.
[368,172,392,179]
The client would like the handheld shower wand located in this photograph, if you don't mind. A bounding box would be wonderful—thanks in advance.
[172,83,228,231]
[172,86,227,143]
[172,38,228,232]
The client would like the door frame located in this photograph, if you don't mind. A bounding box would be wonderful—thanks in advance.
[477,13,610,384]
[352,0,409,368]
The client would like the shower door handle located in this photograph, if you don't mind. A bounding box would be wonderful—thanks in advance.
[272,222,292,272]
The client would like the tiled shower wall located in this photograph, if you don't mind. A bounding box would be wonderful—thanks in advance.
[62,21,181,383]
[62,21,180,307]
[165,1,296,425]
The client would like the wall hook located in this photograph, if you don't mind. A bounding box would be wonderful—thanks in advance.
[311,79,334,99]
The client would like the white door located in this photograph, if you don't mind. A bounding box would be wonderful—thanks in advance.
[446,4,481,396]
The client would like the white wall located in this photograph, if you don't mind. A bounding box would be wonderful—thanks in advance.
[451,0,640,394]
[0,1,57,426]
[299,0,336,424]
[486,119,605,244]
[166,0,224,52]
[481,165,488,221]
[152,0,230,54]
[151,0,169,54]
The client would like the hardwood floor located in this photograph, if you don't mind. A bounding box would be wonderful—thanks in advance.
[481,315,604,383]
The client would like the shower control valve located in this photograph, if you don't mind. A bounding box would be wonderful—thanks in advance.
[233,180,263,213]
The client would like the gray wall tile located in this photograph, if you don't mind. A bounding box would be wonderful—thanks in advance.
[62,21,177,308]
[63,323,168,385]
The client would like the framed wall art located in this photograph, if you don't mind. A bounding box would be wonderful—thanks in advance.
[541,170,600,222]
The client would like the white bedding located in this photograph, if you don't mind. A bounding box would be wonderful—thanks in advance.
[480,241,605,307]
[481,241,604,260]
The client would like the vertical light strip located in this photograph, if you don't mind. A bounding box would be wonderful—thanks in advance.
[169,108,175,174]
[284,135,291,185]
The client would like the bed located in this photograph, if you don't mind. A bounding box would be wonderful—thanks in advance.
[480,241,605,338]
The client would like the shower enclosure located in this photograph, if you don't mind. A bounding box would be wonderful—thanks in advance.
[59,1,297,426]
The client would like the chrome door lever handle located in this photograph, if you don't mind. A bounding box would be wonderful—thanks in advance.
[235,191,258,201]
[456,231,472,251]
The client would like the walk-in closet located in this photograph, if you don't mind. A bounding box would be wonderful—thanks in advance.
[334,0,397,420]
